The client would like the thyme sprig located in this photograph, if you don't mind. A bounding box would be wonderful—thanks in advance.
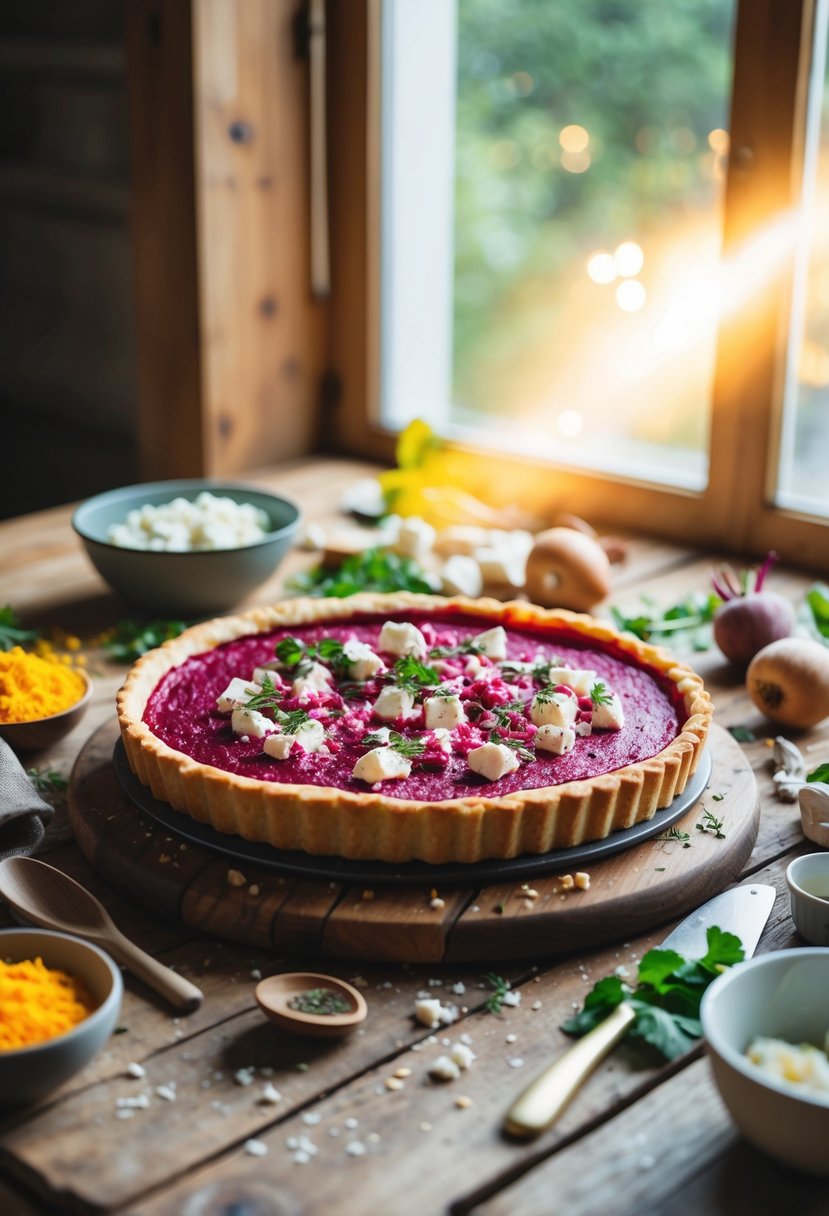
[696,809,726,838]
[361,730,426,758]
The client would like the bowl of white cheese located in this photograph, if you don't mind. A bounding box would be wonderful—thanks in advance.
[701,948,829,1176]
[73,480,301,615]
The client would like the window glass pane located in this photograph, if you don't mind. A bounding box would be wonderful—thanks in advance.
[380,0,737,491]
[776,11,829,518]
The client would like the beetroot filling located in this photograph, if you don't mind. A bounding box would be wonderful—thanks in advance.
[143,613,684,801]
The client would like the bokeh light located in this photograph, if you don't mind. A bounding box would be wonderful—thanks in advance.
[559,124,590,153]
[561,150,591,174]
[614,241,645,277]
[556,409,584,438]
[615,280,647,312]
[708,128,730,154]
[587,251,617,284]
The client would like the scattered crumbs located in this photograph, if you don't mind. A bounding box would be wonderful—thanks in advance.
[328,1126,341,1138]
[261,1066,274,1078]
[346,1141,367,1157]
[125,1062,145,1080]
[505,1033,517,1044]
[615,965,630,978]
[244,1139,268,1158]
[502,991,521,1008]
[114,1026,129,1036]
[250,968,262,981]
[420,1121,432,1132]
[155,1085,176,1102]
[508,1057,525,1069]
[260,1084,282,1105]
[639,1155,656,1170]
[459,1032,473,1046]
[361,889,375,902]
[531,1000,542,1011]
[248,884,260,897]
[158,854,171,865]
[430,897,446,910]
[350,975,369,988]
[116,1093,150,1110]
[470,905,480,913]
[302,1112,321,1126]
[367,1132,381,1144]
[227,868,246,887]
[429,1055,461,1082]
[575,871,590,891]
[234,1068,255,1087]
[452,982,466,995]
[393,1067,412,1079]
[455,1095,473,1109]
[344,1117,359,1130]
[559,874,575,891]
[115,1109,135,1120]
[294,1151,311,1165]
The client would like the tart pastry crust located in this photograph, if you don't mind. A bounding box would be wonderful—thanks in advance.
[116,593,712,863]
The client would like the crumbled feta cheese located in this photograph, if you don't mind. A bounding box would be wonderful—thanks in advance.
[155,1085,176,1102]
[467,742,520,782]
[116,1093,151,1110]
[108,492,271,552]
[378,620,428,659]
[244,1138,269,1157]
[429,1055,461,1082]
[471,625,508,660]
[535,724,576,755]
[544,667,598,696]
[431,727,453,753]
[217,677,261,714]
[259,1084,283,1105]
[449,1042,476,1070]
[530,691,578,729]
[231,706,278,739]
[414,997,459,1028]
[125,1062,146,1079]
[390,516,436,562]
[234,1067,255,1087]
[291,662,333,702]
[372,685,416,721]
[424,694,466,731]
[263,732,293,760]
[343,638,385,682]
[352,746,412,784]
[591,692,625,730]
[345,1140,367,1157]
[474,548,526,589]
[439,555,484,598]
[292,718,328,754]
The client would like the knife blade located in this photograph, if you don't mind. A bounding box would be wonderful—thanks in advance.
[502,882,776,1139]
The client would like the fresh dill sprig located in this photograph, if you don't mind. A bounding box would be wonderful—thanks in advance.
[482,972,512,1014]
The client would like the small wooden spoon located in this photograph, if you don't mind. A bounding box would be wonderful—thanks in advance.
[0,856,203,1013]
[255,972,367,1038]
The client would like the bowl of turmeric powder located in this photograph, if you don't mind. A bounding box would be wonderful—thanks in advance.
[0,928,122,1105]
[0,647,92,751]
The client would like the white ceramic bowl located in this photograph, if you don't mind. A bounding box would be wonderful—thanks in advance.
[786,853,829,946]
[701,948,829,1175]
[0,928,123,1105]
[72,479,301,615]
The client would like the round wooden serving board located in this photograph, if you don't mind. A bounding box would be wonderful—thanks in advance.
[68,720,758,964]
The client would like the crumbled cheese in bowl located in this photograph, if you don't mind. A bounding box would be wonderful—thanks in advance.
[107,492,271,552]
[746,1032,829,1099]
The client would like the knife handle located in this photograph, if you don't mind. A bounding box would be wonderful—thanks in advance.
[503,1001,636,1139]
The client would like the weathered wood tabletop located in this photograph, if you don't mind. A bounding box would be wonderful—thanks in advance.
[1,458,827,1216]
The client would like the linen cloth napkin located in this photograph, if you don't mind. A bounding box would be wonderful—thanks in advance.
[0,737,55,860]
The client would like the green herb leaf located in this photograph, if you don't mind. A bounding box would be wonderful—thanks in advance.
[590,681,613,707]
[287,547,434,598]
[656,826,692,848]
[362,730,425,758]
[696,808,726,838]
[105,619,188,662]
[611,592,720,649]
[275,636,305,667]
[807,763,829,784]
[806,583,829,640]
[0,605,39,651]
[728,725,756,743]
[488,730,534,761]
[389,655,440,692]
[482,971,512,1014]
[26,768,68,793]
[562,926,745,1061]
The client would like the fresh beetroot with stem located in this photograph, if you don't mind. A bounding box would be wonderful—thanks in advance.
[711,551,795,666]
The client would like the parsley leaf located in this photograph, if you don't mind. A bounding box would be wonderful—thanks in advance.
[807,763,829,784]
[482,972,512,1014]
[105,619,188,662]
[590,681,612,707]
[287,547,434,597]
[26,768,68,793]
[611,592,720,650]
[0,605,38,651]
[389,655,440,692]
[561,926,745,1061]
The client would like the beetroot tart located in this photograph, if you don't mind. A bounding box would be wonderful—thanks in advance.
[116,593,712,864]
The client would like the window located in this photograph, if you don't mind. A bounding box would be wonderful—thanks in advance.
[330,0,829,562]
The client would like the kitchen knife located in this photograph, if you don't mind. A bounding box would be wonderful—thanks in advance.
[503,882,776,1139]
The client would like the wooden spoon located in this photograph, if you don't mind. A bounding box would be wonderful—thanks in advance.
[0,856,203,1013]
[255,971,367,1037]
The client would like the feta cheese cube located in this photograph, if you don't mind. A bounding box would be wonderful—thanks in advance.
[428,1055,461,1082]
[293,719,328,753]
[352,746,412,784]
[217,677,261,713]
[591,692,625,730]
[471,626,508,660]
[372,685,416,721]
[378,620,428,659]
[291,662,333,702]
[467,742,520,782]
[535,724,576,755]
[231,707,278,739]
[263,733,293,760]
[449,1042,476,1070]
[343,638,385,682]
[543,667,597,697]
[390,516,436,562]
[473,548,526,589]
[424,694,466,731]
[251,662,283,687]
[431,727,453,753]
[530,691,578,728]
[439,555,483,598]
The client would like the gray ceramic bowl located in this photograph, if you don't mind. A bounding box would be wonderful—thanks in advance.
[786,854,829,945]
[72,480,301,615]
[0,928,123,1105]
[701,949,829,1175]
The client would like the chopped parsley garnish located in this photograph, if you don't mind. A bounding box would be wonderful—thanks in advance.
[482,972,512,1015]
[656,826,692,848]
[274,635,353,678]
[0,605,39,651]
[590,681,613,707]
[610,592,720,651]
[242,677,311,734]
[562,926,745,1060]
[287,547,434,597]
[361,730,426,758]
[388,655,440,692]
[431,685,458,698]
[488,731,534,762]
[104,618,188,662]
[490,700,526,728]
[533,684,562,706]
[429,639,483,659]
[531,658,566,684]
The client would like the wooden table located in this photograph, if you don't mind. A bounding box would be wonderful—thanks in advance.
[1,458,826,1216]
